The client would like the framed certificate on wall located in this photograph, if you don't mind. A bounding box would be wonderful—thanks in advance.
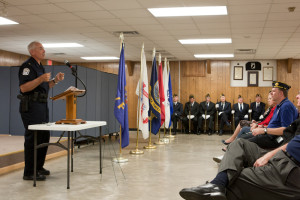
[248,71,258,87]
[234,66,243,80]
[263,66,273,81]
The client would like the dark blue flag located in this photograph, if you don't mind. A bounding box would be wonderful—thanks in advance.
[168,69,173,128]
[114,43,129,148]
[149,56,161,135]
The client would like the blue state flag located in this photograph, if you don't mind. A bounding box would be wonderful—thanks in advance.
[114,43,129,148]
[149,56,161,135]
[168,69,173,128]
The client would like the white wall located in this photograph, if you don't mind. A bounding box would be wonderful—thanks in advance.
[230,60,277,87]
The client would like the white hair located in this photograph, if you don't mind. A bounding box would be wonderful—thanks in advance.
[27,41,41,53]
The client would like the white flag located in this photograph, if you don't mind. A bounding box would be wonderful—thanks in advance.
[163,58,170,128]
[136,45,149,139]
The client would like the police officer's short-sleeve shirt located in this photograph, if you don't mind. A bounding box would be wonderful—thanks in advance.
[19,57,49,95]
[267,98,298,129]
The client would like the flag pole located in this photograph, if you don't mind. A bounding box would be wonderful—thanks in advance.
[155,54,164,145]
[130,44,145,155]
[165,60,175,139]
[144,112,156,149]
[113,32,128,163]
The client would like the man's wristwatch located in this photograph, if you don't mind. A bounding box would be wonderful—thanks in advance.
[264,128,267,134]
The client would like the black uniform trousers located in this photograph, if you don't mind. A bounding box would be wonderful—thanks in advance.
[219,113,230,131]
[198,115,214,131]
[182,117,198,132]
[20,101,50,176]
[219,139,300,200]
[171,114,181,132]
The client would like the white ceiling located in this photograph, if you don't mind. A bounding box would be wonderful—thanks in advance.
[1,0,300,62]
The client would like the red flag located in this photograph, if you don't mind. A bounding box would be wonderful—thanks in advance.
[158,61,165,125]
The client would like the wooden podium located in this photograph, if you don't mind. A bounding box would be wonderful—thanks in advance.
[51,89,86,124]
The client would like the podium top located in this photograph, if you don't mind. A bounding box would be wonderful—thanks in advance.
[51,90,85,101]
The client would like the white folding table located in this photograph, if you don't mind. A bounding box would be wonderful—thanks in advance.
[28,121,107,189]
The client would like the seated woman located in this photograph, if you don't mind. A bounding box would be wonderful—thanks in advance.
[222,92,276,145]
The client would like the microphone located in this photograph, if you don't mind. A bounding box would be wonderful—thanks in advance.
[64,60,76,73]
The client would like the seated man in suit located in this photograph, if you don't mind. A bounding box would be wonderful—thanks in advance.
[171,94,183,135]
[233,95,249,128]
[198,94,216,135]
[217,94,231,136]
[182,94,199,134]
[250,94,266,121]
[179,92,300,200]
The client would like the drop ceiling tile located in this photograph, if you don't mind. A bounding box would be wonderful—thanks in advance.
[8,0,49,6]
[39,13,81,22]
[230,14,267,22]
[110,9,152,18]
[95,0,142,10]
[228,4,271,14]
[75,11,115,19]
[17,4,66,14]
[55,1,103,12]
[122,18,159,25]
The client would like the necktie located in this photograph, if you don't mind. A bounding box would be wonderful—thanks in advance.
[206,103,209,109]
[240,104,242,112]
[256,103,259,108]
[222,103,225,110]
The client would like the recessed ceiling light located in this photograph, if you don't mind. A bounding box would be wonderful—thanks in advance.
[179,38,232,44]
[148,6,227,17]
[194,54,234,58]
[0,17,18,25]
[43,43,83,48]
[81,57,119,60]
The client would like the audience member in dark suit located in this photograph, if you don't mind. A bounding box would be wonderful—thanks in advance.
[171,94,183,135]
[182,94,200,134]
[250,94,266,121]
[198,94,216,135]
[233,95,249,127]
[217,94,231,136]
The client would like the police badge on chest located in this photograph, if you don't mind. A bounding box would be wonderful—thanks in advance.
[23,68,30,75]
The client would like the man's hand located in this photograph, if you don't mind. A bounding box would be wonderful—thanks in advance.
[252,128,264,136]
[250,123,258,131]
[55,72,64,82]
[40,73,51,82]
[254,152,272,167]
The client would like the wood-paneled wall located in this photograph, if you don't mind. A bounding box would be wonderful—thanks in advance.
[0,50,29,66]
[79,59,300,129]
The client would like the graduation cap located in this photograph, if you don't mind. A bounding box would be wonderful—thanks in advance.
[272,81,291,91]
[205,93,210,98]
[238,95,242,99]
[189,94,194,99]
[256,94,261,97]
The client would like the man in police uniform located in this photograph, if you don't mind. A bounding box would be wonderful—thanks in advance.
[171,94,183,135]
[198,94,216,135]
[250,94,265,121]
[19,41,64,181]
[179,92,300,200]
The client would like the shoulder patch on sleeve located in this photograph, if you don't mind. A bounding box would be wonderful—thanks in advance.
[22,68,30,75]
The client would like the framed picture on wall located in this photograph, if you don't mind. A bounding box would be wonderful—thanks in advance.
[248,71,258,87]
[234,66,243,80]
[263,66,273,81]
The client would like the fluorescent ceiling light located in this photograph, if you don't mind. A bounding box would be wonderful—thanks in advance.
[43,43,83,48]
[81,57,119,60]
[148,6,227,17]
[179,38,232,44]
[194,54,234,58]
[0,17,18,25]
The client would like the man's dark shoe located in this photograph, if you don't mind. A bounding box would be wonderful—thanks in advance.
[23,174,46,181]
[38,168,50,175]
[219,130,223,136]
[179,182,226,200]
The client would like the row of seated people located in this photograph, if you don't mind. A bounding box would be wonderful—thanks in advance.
[179,81,300,200]
[171,93,266,136]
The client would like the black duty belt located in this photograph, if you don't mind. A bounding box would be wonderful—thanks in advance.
[285,151,300,167]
